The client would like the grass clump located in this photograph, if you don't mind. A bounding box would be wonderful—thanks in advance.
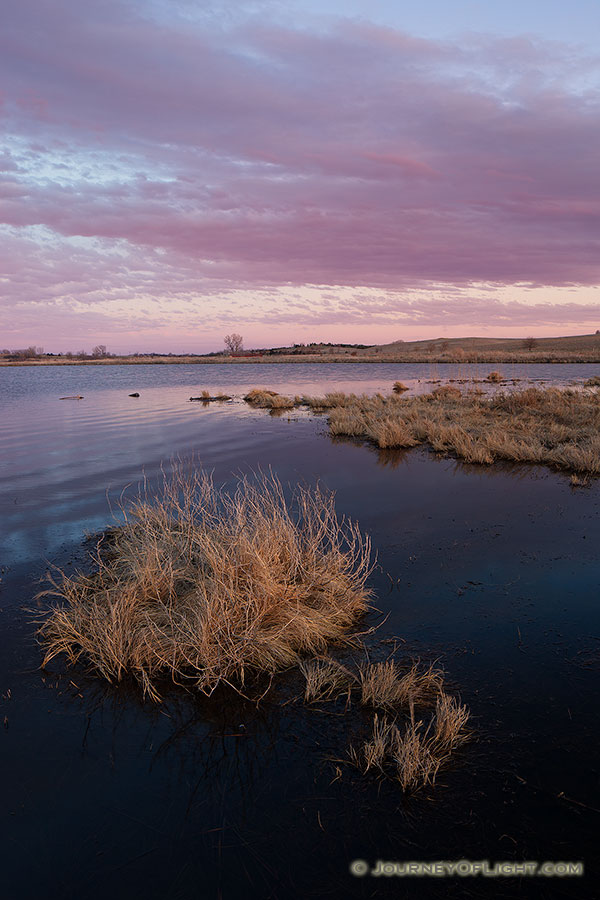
[359,660,444,710]
[431,385,462,401]
[300,392,356,410]
[189,391,232,401]
[392,381,409,393]
[37,467,373,700]
[299,657,355,703]
[584,375,600,387]
[485,370,504,383]
[349,713,396,773]
[244,389,295,409]
[298,653,470,791]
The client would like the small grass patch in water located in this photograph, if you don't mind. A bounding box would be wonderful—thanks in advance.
[349,694,471,792]
[243,389,295,409]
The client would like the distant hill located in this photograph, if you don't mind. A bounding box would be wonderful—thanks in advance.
[2,334,600,366]
[377,333,600,354]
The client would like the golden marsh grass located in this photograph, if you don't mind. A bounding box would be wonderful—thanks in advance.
[315,387,600,474]
[299,652,470,791]
[359,660,445,710]
[37,467,373,700]
[243,389,295,409]
[350,694,471,791]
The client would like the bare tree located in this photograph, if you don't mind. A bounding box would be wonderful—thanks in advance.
[523,336,537,351]
[224,333,243,354]
[92,344,107,358]
[14,346,39,359]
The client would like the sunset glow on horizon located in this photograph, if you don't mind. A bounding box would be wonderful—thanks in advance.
[2,0,599,353]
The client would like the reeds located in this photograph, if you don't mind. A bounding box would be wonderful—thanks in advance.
[37,467,373,699]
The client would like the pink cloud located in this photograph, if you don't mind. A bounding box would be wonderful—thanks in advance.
[360,153,439,178]
[1,0,599,347]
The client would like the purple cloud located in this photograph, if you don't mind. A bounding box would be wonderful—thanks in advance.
[1,0,599,347]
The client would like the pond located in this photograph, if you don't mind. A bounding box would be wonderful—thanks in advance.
[0,363,599,899]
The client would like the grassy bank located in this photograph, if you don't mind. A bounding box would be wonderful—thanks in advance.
[4,351,600,366]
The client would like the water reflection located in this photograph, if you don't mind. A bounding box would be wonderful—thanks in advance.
[2,364,600,898]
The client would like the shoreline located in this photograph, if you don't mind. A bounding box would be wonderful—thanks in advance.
[3,353,600,367]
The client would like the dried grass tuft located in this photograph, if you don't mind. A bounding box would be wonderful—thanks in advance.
[37,467,373,700]
[244,389,295,409]
[349,692,470,792]
[349,713,397,773]
[299,657,356,703]
[359,660,444,710]
[432,693,471,752]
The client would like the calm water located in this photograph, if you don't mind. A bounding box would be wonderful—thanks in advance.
[1,363,599,899]
[2,359,598,407]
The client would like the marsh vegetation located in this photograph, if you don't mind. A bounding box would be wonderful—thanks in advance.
[322,387,600,473]
[299,656,470,790]
[38,468,373,701]
[37,462,472,792]
[243,386,600,475]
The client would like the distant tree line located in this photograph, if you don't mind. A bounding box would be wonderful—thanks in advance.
[0,345,112,360]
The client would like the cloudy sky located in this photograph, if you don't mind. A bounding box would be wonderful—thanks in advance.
[2,0,599,353]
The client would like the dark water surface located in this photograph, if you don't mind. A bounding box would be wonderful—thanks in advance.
[1,364,599,899]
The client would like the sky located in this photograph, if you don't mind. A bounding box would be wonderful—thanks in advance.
[1,0,599,353]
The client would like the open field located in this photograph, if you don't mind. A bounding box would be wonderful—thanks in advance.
[3,332,600,365]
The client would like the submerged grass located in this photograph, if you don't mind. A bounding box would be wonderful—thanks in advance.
[298,651,470,791]
[350,694,471,791]
[358,660,444,710]
[37,467,373,699]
